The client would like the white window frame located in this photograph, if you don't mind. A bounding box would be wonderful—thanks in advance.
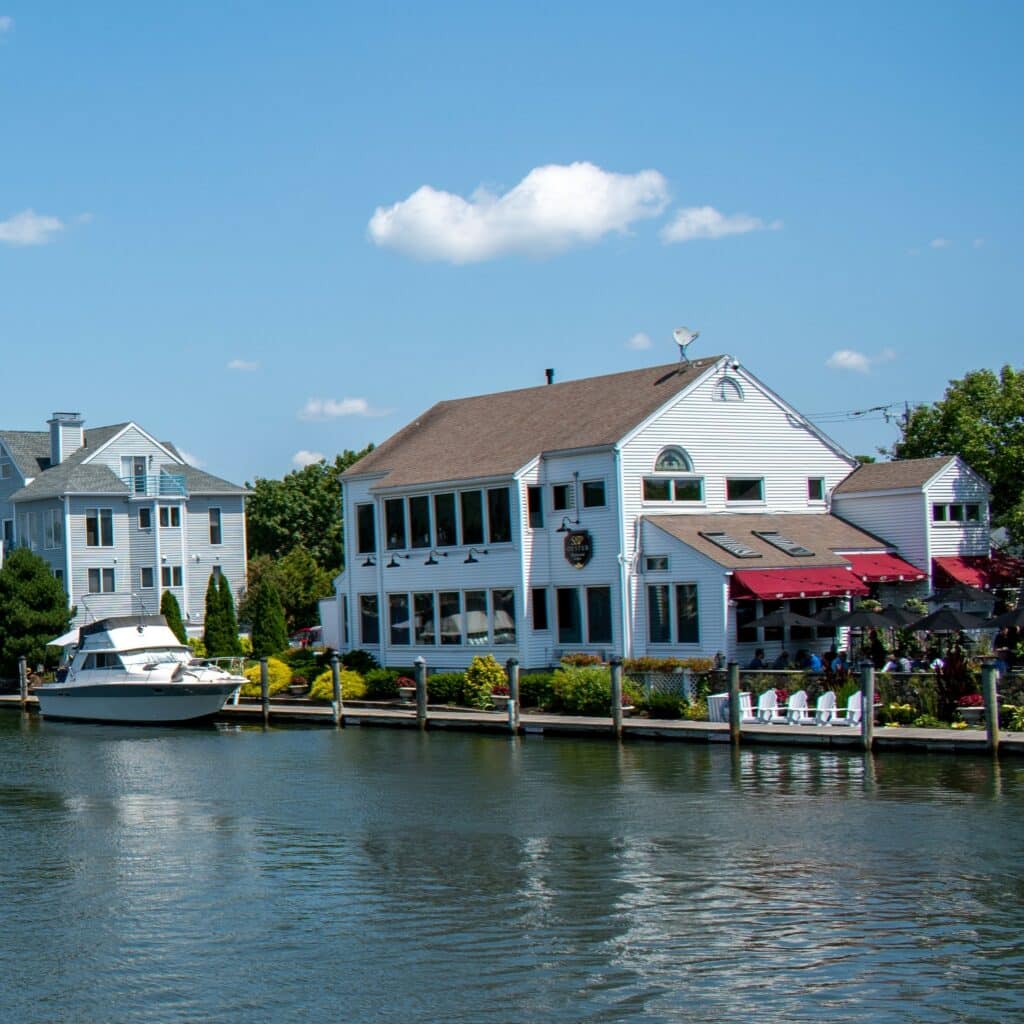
[87,567,116,593]
[85,507,114,547]
[140,566,155,589]
[209,507,223,545]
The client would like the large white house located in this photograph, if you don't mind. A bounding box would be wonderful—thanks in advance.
[322,356,1008,669]
[0,413,248,631]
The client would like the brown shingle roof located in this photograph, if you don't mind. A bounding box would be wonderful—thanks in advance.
[647,512,892,569]
[343,358,723,490]
[833,456,955,495]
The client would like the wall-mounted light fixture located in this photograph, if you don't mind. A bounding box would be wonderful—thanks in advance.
[555,515,580,533]
[362,556,376,568]
[464,547,488,564]
[387,553,410,568]
[424,549,448,566]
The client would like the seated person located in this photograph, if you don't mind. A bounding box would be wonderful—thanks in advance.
[794,649,810,669]
[772,649,791,670]
[806,650,823,672]
[747,648,767,670]
[831,650,849,674]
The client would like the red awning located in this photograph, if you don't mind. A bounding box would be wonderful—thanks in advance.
[934,553,1024,590]
[731,567,870,601]
[846,552,927,583]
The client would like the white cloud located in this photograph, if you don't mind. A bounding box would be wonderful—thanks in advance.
[0,209,64,246]
[227,358,259,371]
[368,161,669,263]
[0,16,13,33]
[298,397,390,420]
[930,237,952,249]
[627,331,652,350]
[661,205,780,243]
[826,348,896,374]
[292,449,325,468]
[178,449,204,468]
[973,238,985,248]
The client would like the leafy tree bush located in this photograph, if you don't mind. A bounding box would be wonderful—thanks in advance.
[549,666,642,716]
[218,573,242,656]
[640,693,688,719]
[249,579,288,659]
[519,672,555,709]
[425,672,466,704]
[241,657,292,696]
[160,589,187,643]
[364,667,399,699]
[464,655,507,709]
[203,573,227,655]
[308,668,366,701]
[0,548,74,677]
[342,649,379,674]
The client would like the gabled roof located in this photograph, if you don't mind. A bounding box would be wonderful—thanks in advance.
[0,430,53,479]
[342,358,723,490]
[176,465,248,496]
[647,512,892,569]
[833,456,956,495]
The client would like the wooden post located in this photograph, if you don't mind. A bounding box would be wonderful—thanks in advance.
[260,657,269,727]
[506,657,520,733]
[414,656,428,730]
[860,662,875,753]
[982,661,999,755]
[727,662,741,746]
[331,652,343,728]
[610,657,623,740]
[18,657,28,710]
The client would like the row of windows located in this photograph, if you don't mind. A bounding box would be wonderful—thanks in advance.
[359,589,517,647]
[640,477,826,504]
[526,481,605,528]
[81,506,223,546]
[932,502,984,523]
[86,565,190,593]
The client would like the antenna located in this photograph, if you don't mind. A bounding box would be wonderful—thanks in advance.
[672,326,699,364]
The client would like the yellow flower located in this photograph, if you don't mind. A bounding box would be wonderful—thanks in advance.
[952,721,968,730]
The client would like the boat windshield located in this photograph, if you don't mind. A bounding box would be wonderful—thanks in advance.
[81,652,126,671]
[121,649,191,666]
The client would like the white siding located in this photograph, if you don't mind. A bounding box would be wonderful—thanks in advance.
[925,461,990,558]
[831,492,929,571]
[84,425,178,476]
[67,495,136,621]
[185,496,247,624]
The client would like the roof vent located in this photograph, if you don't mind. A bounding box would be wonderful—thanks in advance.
[545,368,554,385]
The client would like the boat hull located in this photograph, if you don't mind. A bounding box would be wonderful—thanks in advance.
[36,682,240,724]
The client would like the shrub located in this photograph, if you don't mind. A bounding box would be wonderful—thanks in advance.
[342,649,379,675]
[364,668,400,699]
[519,672,555,709]
[624,656,713,673]
[308,668,367,701]
[1008,705,1024,732]
[549,666,641,716]
[426,672,466,705]
[560,652,604,667]
[640,693,687,719]
[878,702,915,726]
[241,657,292,696]
[188,638,207,658]
[283,646,319,677]
[464,655,506,710]
[682,698,708,721]
[912,714,945,729]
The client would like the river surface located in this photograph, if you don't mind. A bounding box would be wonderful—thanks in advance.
[0,713,1021,1023]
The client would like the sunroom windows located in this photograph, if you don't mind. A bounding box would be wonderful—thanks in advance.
[379,487,515,551]
[646,584,700,645]
[383,588,516,646]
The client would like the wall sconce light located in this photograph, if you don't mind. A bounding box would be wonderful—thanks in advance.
[556,516,579,533]
[387,553,410,568]
[193,553,201,562]
[424,549,448,566]
[464,547,488,564]
[362,556,376,568]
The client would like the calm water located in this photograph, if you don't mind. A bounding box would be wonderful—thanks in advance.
[0,714,1022,1024]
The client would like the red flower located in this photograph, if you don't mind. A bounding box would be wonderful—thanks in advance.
[957,693,984,707]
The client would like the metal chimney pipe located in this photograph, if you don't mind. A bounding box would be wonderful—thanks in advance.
[545,368,554,385]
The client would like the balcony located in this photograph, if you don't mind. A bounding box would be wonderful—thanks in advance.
[120,473,188,498]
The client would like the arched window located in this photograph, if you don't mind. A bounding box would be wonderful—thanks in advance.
[716,377,744,402]
[654,447,693,473]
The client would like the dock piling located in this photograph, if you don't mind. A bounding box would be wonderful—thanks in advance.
[610,657,623,740]
[414,656,428,730]
[860,663,875,752]
[982,661,999,755]
[727,662,741,746]
[506,657,520,733]
[260,657,269,727]
[18,657,28,710]
[331,652,343,728]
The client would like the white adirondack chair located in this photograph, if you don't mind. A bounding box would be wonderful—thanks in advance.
[784,690,810,724]
[745,689,778,724]
[804,690,837,725]
[829,690,863,727]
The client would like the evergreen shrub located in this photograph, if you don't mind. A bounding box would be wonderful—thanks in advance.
[550,666,641,716]
[519,672,555,709]
[425,672,465,705]
[640,693,688,719]
[342,649,379,675]
[308,668,366,701]
[364,668,400,699]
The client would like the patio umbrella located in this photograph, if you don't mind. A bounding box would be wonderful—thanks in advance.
[910,607,988,632]
[880,604,918,626]
[983,606,1024,630]
[814,605,849,627]
[832,609,894,630]
[746,609,822,631]
[927,583,991,606]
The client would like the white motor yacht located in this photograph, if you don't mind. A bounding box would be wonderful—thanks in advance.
[37,615,244,723]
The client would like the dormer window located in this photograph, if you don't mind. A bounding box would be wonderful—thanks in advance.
[655,447,692,472]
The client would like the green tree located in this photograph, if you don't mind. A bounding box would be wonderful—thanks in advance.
[218,572,242,656]
[203,573,228,656]
[249,580,288,659]
[0,547,74,677]
[239,548,333,632]
[160,589,187,643]
[245,446,374,572]
[893,365,1024,546]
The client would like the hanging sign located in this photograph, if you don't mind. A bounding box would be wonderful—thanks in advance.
[564,529,593,569]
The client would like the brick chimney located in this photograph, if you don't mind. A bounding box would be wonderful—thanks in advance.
[47,412,85,465]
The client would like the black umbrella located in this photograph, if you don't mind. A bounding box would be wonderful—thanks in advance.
[832,609,895,630]
[927,583,991,606]
[911,607,988,632]
[984,606,1024,630]
[746,609,822,630]
[881,604,918,626]
[814,605,849,627]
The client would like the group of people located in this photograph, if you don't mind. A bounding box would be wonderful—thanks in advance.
[746,648,841,674]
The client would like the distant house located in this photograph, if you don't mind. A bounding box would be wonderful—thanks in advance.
[0,413,248,631]
[323,357,1010,669]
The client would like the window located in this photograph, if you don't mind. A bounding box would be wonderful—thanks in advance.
[643,478,671,501]
[789,598,815,641]
[552,484,572,511]
[726,478,764,502]
[526,486,544,529]
[160,565,183,587]
[54,568,64,587]
[389,593,410,645]
[642,477,703,502]
[648,585,671,643]
[139,507,152,530]
[44,510,62,549]
[717,377,744,401]
[2,520,12,546]
[556,588,582,645]
[413,592,435,644]
[439,591,461,644]
[409,496,431,548]
[655,447,692,472]
[460,491,484,545]
[949,504,964,522]
[342,594,350,647]
[356,504,376,554]
[582,480,606,508]
[360,594,379,645]
[209,507,222,545]
[434,493,457,546]
[586,587,612,644]
[736,601,757,643]
[88,567,115,593]
[493,589,516,644]
[86,508,113,547]
[675,584,700,644]
[465,590,488,644]
[932,502,984,523]
[932,503,947,522]
[645,555,669,572]
[487,487,511,543]
[532,588,549,630]
[965,504,981,521]
[807,478,825,502]
[158,506,181,528]
[0,462,10,480]
[140,567,155,589]
[673,479,703,502]
[385,498,407,550]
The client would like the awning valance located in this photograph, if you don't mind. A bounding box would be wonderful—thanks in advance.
[731,567,869,601]
[933,556,990,589]
[846,552,927,583]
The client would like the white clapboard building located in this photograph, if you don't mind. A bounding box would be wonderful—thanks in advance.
[322,356,1004,669]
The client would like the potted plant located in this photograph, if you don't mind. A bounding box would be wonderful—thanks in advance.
[288,674,308,696]
[957,693,985,727]
[491,683,511,712]
[397,676,417,702]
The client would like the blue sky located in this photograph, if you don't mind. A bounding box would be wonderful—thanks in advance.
[2,3,1021,483]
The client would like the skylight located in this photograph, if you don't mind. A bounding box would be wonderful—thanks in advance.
[754,531,815,557]
[700,531,762,559]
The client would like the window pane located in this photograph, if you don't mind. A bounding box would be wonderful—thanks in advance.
[673,479,702,502]
[88,568,100,593]
[209,508,222,545]
[487,488,511,543]
[643,478,671,501]
[409,496,431,548]
[100,510,113,546]
[532,588,549,630]
[460,491,484,545]
[762,599,783,642]
[582,481,605,508]
[360,595,379,645]
[434,494,457,547]
[675,584,699,644]
[586,587,612,644]
[807,478,825,501]
[932,503,947,521]
[552,484,571,511]
[949,504,964,521]
[556,588,581,645]
[726,478,763,502]
[465,590,488,644]
[102,568,115,593]
[385,499,407,549]
[527,486,544,528]
[645,556,669,572]
[140,567,154,589]
[413,592,435,644]
[86,509,99,546]
[357,504,376,553]
[736,601,757,643]
[966,504,981,521]
[648,585,670,643]
[389,594,410,645]
[493,589,516,644]
[139,507,151,530]
[655,447,691,472]
[439,591,461,644]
